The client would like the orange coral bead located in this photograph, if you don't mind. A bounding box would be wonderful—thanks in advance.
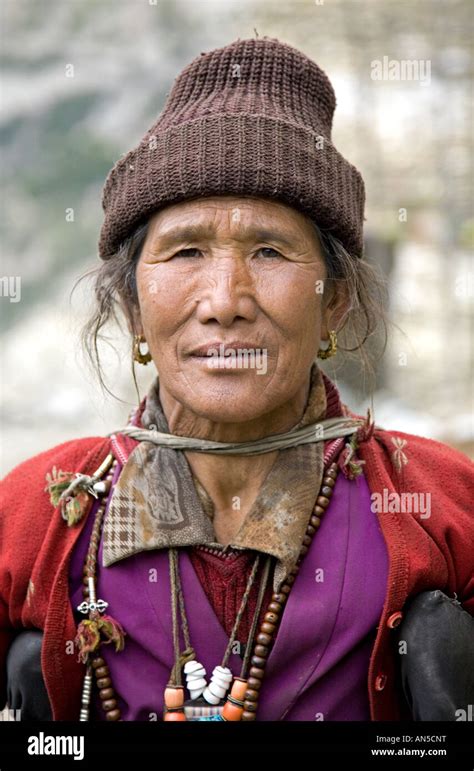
[222,701,244,721]
[164,685,185,709]
[164,710,186,721]
[229,678,248,701]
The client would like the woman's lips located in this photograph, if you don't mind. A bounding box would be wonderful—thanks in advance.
[188,341,263,357]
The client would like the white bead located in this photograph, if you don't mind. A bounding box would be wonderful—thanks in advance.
[188,678,207,700]
[184,659,207,700]
[202,665,232,705]
[93,481,106,494]
[184,660,206,676]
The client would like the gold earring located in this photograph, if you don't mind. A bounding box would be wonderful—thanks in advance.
[317,330,338,360]
[133,334,152,365]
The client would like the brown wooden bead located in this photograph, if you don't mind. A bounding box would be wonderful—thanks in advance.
[285,574,296,586]
[96,677,111,689]
[306,525,316,536]
[272,593,287,604]
[105,709,121,721]
[299,545,309,556]
[323,477,336,488]
[247,677,262,691]
[102,699,118,711]
[251,655,267,668]
[249,667,265,680]
[316,496,330,508]
[303,535,312,546]
[95,667,109,679]
[280,584,291,595]
[256,632,272,646]
[261,622,276,635]
[311,516,322,528]
[264,612,279,624]
[243,700,257,712]
[244,689,259,703]
[314,505,325,516]
[268,602,282,614]
[92,658,105,669]
[99,688,115,700]
[321,486,333,497]
[326,467,338,479]
[241,710,257,721]
[97,677,112,688]
[254,645,268,658]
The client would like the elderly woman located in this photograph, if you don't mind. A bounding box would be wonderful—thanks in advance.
[1,37,473,724]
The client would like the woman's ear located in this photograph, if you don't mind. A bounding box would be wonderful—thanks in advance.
[320,282,351,340]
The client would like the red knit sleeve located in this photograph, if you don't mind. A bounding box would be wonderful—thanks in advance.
[367,429,474,615]
[0,435,110,711]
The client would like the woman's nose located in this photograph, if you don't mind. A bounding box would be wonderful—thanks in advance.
[194,260,258,327]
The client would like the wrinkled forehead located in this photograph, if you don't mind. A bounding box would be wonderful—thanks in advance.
[144,194,318,245]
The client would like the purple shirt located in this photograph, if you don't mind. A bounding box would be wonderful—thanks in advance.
[70,466,388,721]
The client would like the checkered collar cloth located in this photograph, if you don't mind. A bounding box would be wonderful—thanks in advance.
[102,363,344,592]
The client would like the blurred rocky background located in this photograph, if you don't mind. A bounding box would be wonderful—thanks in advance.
[1,0,473,475]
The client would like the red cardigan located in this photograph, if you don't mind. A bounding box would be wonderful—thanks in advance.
[1,424,473,721]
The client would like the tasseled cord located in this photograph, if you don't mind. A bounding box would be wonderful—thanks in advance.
[75,611,126,665]
[338,407,374,480]
[44,467,102,526]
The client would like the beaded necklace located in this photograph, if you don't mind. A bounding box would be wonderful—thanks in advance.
[164,547,273,720]
[74,437,344,722]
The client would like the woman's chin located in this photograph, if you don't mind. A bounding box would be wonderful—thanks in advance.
[178,380,273,425]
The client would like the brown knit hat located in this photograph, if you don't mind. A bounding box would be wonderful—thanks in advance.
[98,36,365,260]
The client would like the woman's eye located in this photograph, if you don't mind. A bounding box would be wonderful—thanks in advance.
[257,247,283,259]
[172,247,201,258]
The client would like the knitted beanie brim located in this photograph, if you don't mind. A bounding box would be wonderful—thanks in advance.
[99,113,364,260]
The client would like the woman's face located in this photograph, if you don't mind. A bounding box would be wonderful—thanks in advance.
[134,195,343,424]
